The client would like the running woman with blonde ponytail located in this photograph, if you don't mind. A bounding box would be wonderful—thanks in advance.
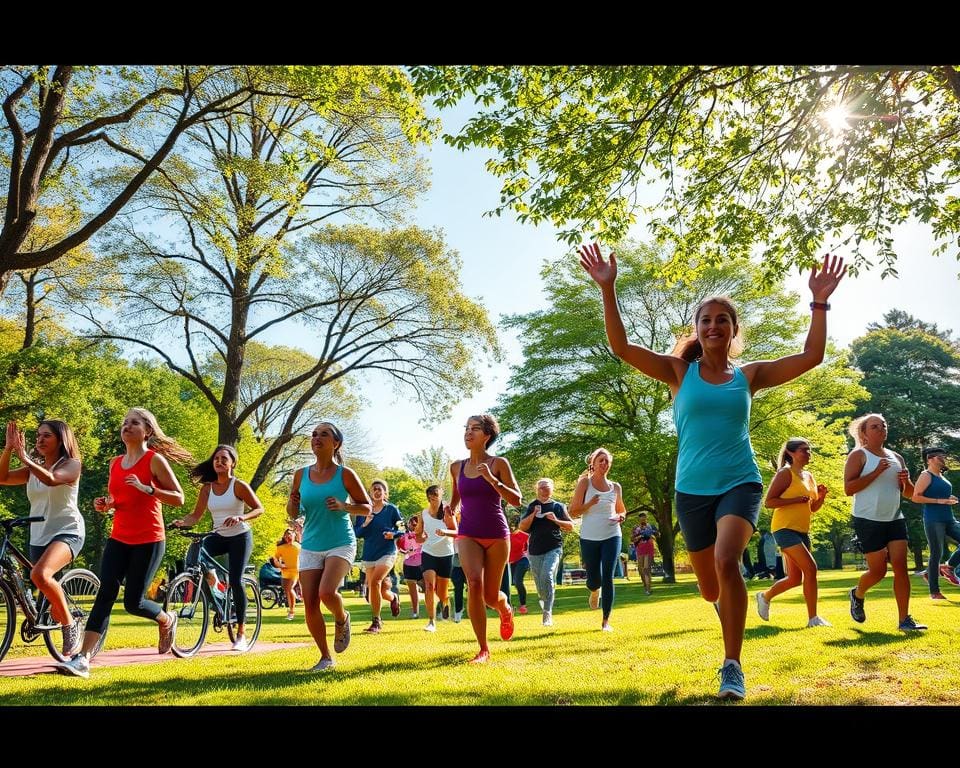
[58,408,193,678]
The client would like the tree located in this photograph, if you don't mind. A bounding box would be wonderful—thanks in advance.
[403,445,454,490]
[202,341,370,490]
[74,69,495,485]
[0,65,322,295]
[496,242,867,580]
[850,310,960,567]
[411,66,960,280]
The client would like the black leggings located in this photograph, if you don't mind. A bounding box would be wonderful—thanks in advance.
[87,538,166,635]
[451,565,466,613]
[203,530,253,620]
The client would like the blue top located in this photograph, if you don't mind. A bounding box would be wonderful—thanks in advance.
[673,361,762,495]
[354,503,403,561]
[921,472,954,523]
[299,465,356,551]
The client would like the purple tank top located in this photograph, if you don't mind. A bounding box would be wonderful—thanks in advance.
[457,460,509,539]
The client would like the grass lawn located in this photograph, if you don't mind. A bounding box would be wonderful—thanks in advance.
[3,569,958,706]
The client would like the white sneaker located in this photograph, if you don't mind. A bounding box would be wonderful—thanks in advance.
[309,657,335,672]
[56,653,90,679]
[601,623,613,632]
[755,592,770,621]
[423,621,436,632]
[806,615,831,627]
[542,612,553,626]
[453,611,462,623]
[231,636,249,652]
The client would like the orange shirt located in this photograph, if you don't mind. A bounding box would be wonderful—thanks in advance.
[108,450,164,545]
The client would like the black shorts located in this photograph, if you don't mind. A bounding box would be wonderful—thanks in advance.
[852,516,908,554]
[402,563,422,581]
[675,482,763,553]
[419,552,453,579]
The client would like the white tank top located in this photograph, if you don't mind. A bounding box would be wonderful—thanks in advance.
[851,448,904,522]
[207,478,251,537]
[420,508,455,557]
[27,458,84,546]
[579,478,621,541]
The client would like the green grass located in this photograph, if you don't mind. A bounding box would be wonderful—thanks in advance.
[3,569,958,705]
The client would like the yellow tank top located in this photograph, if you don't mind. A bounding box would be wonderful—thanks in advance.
[771,469,818,533]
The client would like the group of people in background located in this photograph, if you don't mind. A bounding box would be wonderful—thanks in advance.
[3,243,957,703]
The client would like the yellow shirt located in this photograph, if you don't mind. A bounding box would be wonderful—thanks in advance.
[771,469,818,533]
[274,541,301,579]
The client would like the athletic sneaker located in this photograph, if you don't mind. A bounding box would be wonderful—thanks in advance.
[231,636,249,652]
[469,650,490,664]
[453,610,463,623]
[849,588,866,623]
[601,623,613,632]
[362,616,382,634]
[334,611,351,653]
[931,592,948,601]
[286,611,295,621]
[56,653,90,679]
[390,595,400,617]
[442,603,450,620]
[61,621,82,658]
[940,564,960,587]
[717,662,746,700]
[499,606,514,640]
[158,611,178,654]
[806,615,831,627]
[424,621,436,632]
[755,592,770,621]
[542,612,553,626]
[518,605,528,615]
[309,657,335,672]
[898,615,927,631]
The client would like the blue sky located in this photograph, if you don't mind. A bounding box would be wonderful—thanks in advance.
[349,104,960,470]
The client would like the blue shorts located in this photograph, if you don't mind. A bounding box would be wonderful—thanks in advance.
[773,529,810,549]
[675,482,763,553]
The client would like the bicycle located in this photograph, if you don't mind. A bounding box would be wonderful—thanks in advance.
[164,530,261,657]
[0,515,105,663]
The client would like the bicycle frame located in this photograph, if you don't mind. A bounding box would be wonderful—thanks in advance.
[0,517,52,629]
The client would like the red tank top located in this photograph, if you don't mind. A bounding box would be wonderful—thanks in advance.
[108,450,164,545]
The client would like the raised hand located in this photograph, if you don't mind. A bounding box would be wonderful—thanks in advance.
[808,253,846,302]
[4,421,17,450]
[817,484,828,498]
[9,426,26,459]
[578,242,617,289]
[476,461,495,483]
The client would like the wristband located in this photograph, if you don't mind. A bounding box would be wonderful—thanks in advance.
[810,301,831,311]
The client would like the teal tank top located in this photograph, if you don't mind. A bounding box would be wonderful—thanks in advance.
[673,361,762,495]
[299,464,356,551]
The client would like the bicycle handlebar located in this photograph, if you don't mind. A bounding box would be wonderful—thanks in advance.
[0,516,45,530]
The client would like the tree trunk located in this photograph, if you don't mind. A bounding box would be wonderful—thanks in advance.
[655,498,676,583]
[215,273,250,448]
[21,271,36,349]
[833,540,843,570]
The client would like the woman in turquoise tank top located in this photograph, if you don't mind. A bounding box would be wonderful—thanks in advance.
[287,422,372,672]
[580,242,845,701]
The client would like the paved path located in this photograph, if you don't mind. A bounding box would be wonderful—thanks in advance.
[0,641,312,677]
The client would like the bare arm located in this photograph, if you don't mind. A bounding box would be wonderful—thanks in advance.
[745,254,846,393]
[147,453,186,507]
[892,452,915,499]
[518,503,537,532]
[339,467,373,517]
[810,478,828,513]
[414,515,427,544]
[0,423,36,485]
[229,480,264,525]
[173,483,211,527]
[764,468,803,509]
[287,469,303,518]
[844,450,889,496]
[579,243,685,391]
[568,477,597,518]
[477,457,522,508]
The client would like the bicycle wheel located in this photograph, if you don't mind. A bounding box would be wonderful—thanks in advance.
[41,568,105,662]
[259,586,279,610]
[165,573,208,658]
[0,582,15,662]
[227,578,261,650]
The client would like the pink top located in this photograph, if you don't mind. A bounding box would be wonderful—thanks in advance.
[399,532,422,567]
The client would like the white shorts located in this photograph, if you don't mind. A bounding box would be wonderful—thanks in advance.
[362,553,397,570]
[299,544,357,572]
